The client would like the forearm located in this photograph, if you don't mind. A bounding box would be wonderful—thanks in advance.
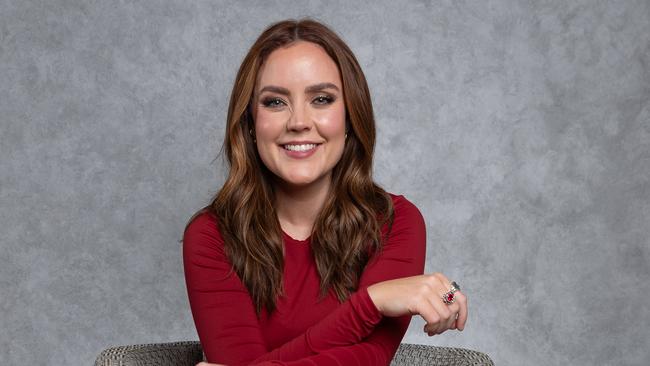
[247,314,410,366]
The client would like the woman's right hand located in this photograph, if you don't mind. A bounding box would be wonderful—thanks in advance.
[366,272,467,336]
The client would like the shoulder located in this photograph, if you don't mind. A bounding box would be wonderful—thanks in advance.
[369,193,426,274]
[182,210,226,255]
[382,192,426,247]
[387,193,425,225]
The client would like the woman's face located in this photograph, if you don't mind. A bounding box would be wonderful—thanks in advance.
[252,41,346,189]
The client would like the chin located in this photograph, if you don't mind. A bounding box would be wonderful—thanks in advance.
[283,177,316,186]
[271,164,333,188]
[278,171,326,187]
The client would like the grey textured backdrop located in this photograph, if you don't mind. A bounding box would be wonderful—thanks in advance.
[1,1,648,365]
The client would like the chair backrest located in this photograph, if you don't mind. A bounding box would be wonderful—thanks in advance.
[94,341,494,366]
[391,343,494,366]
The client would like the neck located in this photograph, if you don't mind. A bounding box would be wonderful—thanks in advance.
[274,175,331,237]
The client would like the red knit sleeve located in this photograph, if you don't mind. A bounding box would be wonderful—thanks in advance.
[183,195,426,365]
[247,324,407,365]
[248,309,414,366]
[182,212,267,365]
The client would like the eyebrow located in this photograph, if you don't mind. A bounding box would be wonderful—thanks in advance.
[258,82,340,96]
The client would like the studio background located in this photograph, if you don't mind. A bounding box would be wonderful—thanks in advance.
[1,1,648,365]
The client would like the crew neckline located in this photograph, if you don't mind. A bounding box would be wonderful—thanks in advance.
[281,229,311,244]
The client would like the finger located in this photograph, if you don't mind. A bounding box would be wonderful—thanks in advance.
[417,293,442,335]
[443,301,461,331]
[441,302,458,334]
[448,310,457,329]
[428,292,455,335]
[421,305,442,335]
[455,291,468,331]
[433,273,464,331]
[430,274,457,334]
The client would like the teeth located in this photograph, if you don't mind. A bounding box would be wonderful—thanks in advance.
[284,144,317,152]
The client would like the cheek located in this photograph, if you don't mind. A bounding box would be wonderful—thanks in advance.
[253,110,283,170]
[254,109,284,141]
[315,105,346,138]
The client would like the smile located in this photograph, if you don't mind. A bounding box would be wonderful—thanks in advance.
[282,143,320,152]
[280,143,321,159]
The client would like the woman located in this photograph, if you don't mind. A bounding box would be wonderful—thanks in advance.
[183,18,467,366]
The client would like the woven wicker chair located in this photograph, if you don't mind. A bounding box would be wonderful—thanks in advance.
[94,340,494,365]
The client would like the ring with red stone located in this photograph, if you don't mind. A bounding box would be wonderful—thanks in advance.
[442,290,456,304]
[442,281,461,305]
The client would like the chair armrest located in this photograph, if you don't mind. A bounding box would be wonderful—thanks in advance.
[391,343,495,366]
[94,341,204,366]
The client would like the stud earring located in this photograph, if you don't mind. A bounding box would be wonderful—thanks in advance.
[249,128,256,143]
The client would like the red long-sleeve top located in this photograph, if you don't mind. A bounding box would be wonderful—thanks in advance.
[182,194,426,365]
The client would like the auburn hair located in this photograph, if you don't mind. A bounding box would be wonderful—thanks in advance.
[184,18,394,317]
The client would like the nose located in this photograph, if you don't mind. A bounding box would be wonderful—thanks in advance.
[286,101,312,132]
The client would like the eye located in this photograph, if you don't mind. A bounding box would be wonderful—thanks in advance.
[261,97,286,108]
[313,95,335,105]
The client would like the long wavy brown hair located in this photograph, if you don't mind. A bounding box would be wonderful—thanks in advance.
[184,18,394,317]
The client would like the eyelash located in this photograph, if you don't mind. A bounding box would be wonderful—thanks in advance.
[261,95,335,108]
